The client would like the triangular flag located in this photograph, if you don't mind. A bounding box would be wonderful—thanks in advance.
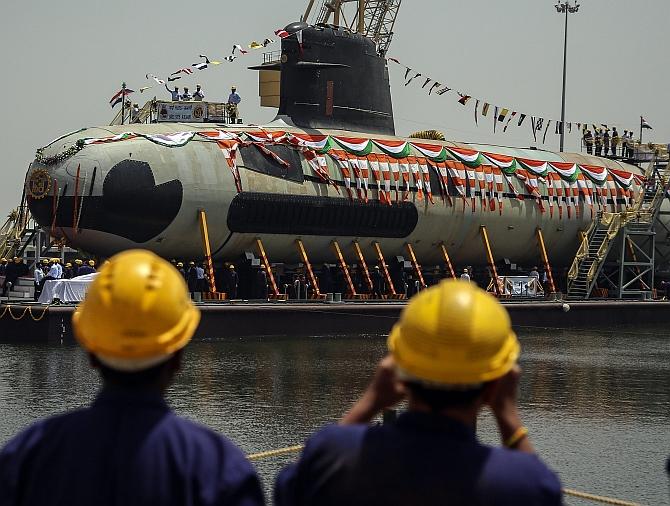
[482,103,490,117]
[503,112,517,132]
[474,100,480,126]
[543,120,552,143]
[435,86,451,95]
[422,77,432,89]
[518,113,527,126]
[428,82,441,95]
[458,93,472,105]
[497,108,509,122]
[405,72,421,86]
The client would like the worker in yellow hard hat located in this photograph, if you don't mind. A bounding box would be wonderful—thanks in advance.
[0,250,263,505]
[275,280,561,505]
[63,262,73,279]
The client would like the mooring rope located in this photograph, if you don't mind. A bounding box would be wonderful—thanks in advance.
[245,444,642,505]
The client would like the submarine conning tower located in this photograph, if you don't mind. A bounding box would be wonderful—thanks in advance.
[274,21,395,135]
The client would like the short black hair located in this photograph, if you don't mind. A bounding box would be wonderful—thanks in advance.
[97,358,173,388]
[405,381,488,411]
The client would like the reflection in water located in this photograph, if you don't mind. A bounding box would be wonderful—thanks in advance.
[0,329,668,504]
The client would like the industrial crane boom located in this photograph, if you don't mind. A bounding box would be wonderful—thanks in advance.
[304,0,401,56]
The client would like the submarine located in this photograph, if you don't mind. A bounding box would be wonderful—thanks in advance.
[24,21,662,275]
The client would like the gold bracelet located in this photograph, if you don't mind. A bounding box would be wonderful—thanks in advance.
[504,426,528,448]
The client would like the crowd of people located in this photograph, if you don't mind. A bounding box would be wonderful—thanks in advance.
[0,257,97,300]
[582,126,637,158]
[160,83,242,122]
[0,250,565,505]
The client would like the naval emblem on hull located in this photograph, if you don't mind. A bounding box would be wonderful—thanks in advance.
[27,168,52,199]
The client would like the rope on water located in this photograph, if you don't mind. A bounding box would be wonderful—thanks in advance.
[562,488,641,506]
[247,445,304,461]
[245,444,642,505]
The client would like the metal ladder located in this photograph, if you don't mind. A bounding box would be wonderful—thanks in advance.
[566,155,670,299]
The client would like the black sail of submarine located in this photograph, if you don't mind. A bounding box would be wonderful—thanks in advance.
[269,21,395,135]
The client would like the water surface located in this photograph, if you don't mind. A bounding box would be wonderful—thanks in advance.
[0,328,668,504]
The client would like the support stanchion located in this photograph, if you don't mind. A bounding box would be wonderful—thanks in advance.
[352,241,374,293]
[296,239,325,299]
[480,226,501,297]
[405,243,426,288]
[198,209,225,300]
[256,238,286,300]
[331,240,359,298]
[439,242,457,279]
[373,241,400,298]
[536,228,556,294]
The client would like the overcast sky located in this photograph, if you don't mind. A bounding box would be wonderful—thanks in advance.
[1,0,668,219]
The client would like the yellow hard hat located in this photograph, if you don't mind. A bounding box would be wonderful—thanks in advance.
[388,280,519,385]
[0,258,6,262]
[72,250,200,371]
[50,258,59,263]
[75,259,83,265]
[88,260,95,267]
[65,263,72,268]
[41,258,49,265]
[177,262,184,267]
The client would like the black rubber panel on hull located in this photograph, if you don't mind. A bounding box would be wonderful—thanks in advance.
[28,159,183,243]
[227,192,418,238]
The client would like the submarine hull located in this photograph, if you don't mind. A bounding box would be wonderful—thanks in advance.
[25,123,655,270]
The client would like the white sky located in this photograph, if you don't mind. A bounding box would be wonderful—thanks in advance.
[1,0,668,218]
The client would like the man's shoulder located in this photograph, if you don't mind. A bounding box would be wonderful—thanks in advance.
[302,423,369,459]
[0,409,88,460]
[480,447,562,503]
[168,415,249,460]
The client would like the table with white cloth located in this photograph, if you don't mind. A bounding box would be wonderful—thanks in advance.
[500,276,544,297]
[38,273,98,304]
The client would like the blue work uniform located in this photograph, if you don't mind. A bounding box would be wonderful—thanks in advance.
[275,412,561,506]
[0,389,264,506]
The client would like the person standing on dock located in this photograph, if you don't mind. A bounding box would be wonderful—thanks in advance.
[223,264,239,299]
[275,280,562,506]
[583,128,594,155]
[0,258,7,276]
[77,260,96,276]
[460,268,470,281]
[0,250,264,506]
[372,265,385,298]
[603,130,611,158]
[165,84,180,101]
[611,127,620,157]
[186,261,198,297]
[594,129,603,156]
[33,259,47,301]
[193,84,205,101]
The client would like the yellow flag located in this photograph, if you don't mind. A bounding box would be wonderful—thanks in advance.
[248,41,263,49]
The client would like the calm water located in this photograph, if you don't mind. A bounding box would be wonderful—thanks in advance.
[0,328,669,505]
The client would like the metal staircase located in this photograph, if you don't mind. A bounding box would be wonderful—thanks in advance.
[567,155,670,299]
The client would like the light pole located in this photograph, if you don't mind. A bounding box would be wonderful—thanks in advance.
[555,1,580,153]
